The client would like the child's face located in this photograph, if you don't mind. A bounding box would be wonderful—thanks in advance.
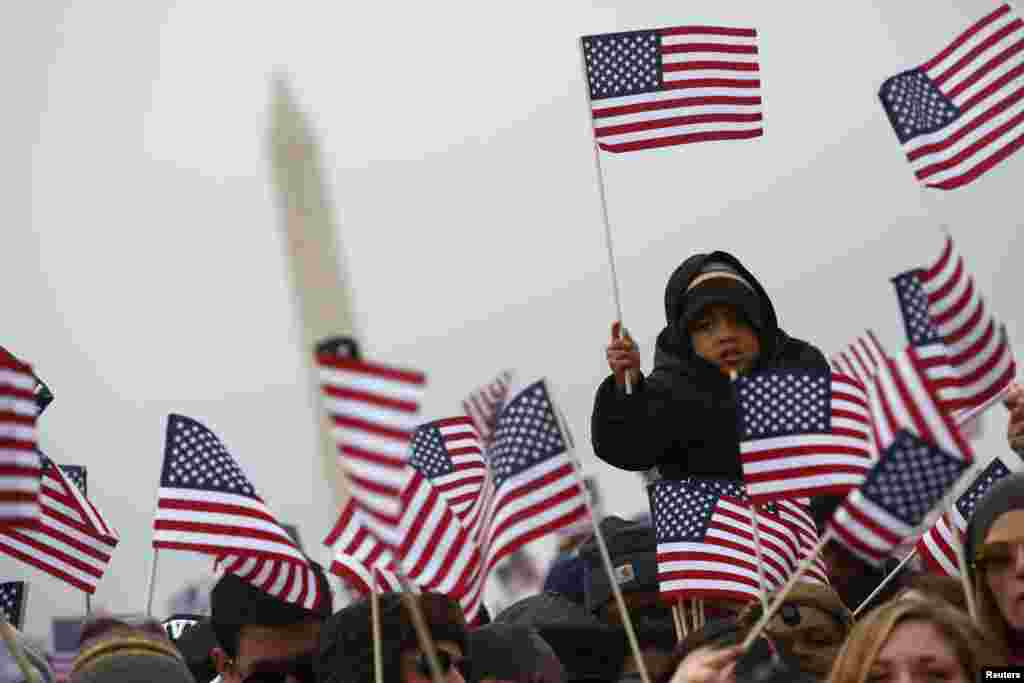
[687,304,760,375]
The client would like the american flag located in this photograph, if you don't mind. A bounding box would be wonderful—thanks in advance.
[582,26,762,152]
[774,498,830,585]
[317,352,425,528]
[59,466,87,496]
[0,457,117,594]
[736,370,874,503]
[462,371,514,447]
[917,455,1011,577]
[828,353,974,566]
[830,430,968,566]
[323,501,403,595]
[409,417,486,521]
[152,414,323,610]
[317,352,480,608]
[459,380,589,616]
[914,236,1015,411]
[879,3,1024,190]
[830,331,888,387]
[650,479,763,603]
[0,353,42,525]
[0,581,26,630]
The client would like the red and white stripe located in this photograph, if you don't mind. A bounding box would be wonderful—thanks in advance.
[775,499,830,585]
[422,417,487,520]
[462,371,514,446]
[0,463,118,594]
[215,554,322,610]
[918,236,1016,410]
[657,495,764,603]
[831,353,974,565]
[318,353,425,527]
[459,380,588,620]
[740,373,874,502]
[902,4,1024,189]
[588,26,762,153]
[830,332,888,388]
[0,355,41,525]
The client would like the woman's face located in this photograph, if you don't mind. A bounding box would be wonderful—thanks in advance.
[981,509,1024,630]
[868,620,967,683]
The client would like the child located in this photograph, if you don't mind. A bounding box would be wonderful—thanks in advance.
[592,251,827,480]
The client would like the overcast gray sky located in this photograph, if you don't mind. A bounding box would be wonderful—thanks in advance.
[6,1,1022,641]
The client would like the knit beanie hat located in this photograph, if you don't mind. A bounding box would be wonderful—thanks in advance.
[680,260,763,331]
[71,619,194,683]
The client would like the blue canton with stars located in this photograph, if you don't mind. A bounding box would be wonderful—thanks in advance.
[409,421,454,480]
[582,30,662,101]
[59,465,88,496]
[490,381,567,490]
[648,480,718,543]
[736,370,831,439]
[879,69,961,144]
[160,414,257,499]
[892,270,942,347]
[861,430,966,527]
[0,581,25,630]
[956,457,1011,523]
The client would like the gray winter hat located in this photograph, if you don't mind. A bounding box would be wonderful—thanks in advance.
[965,472,1024,582]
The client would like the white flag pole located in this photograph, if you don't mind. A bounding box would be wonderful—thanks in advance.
[578,38,633,394]
[553,395,650,683]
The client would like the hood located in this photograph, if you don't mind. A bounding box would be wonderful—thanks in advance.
[494,593,627,682]
[657,251,783,375]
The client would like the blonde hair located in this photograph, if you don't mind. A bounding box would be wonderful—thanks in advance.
[972,559,1015,654]
[826,599,1002,683]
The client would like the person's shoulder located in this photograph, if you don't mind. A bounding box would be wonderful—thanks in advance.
[775,332,829,370]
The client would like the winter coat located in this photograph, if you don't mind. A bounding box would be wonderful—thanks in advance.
[591,251,827,480]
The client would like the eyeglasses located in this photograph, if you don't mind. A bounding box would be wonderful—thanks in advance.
[239,652,316,683]
[416,649,465,679]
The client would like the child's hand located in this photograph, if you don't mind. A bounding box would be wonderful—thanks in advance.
[607,322,641,389]
[1006,383,1024,455]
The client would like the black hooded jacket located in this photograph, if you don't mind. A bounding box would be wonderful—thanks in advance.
[590,251,827,480]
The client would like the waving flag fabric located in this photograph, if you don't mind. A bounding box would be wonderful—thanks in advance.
[582,25,762,152]
[879,3,1024,190]
[829,354,973,566]
[650,479,762,603]
[913,237,1015,411]
[460,380,589,617]
[410,417,486,520]
[0,354,42,525]
[736,370,873,502]
[0,458,117,594]
[463,371,514,447]
[318,353,481,609]
[152,415,322,609]
[830,332,888,387]
[917,455,1012,576]
[324,501,403,595]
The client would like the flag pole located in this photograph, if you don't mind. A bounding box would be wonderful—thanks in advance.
[578,37,632,395]
[554,399,650,683]
[397,581,445,683]
[370,576,384,683]
[144,548,160,617]
[0,616,40,683]
[852,549,916,617]
[741,533,831,650]
[954,529,978,621]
